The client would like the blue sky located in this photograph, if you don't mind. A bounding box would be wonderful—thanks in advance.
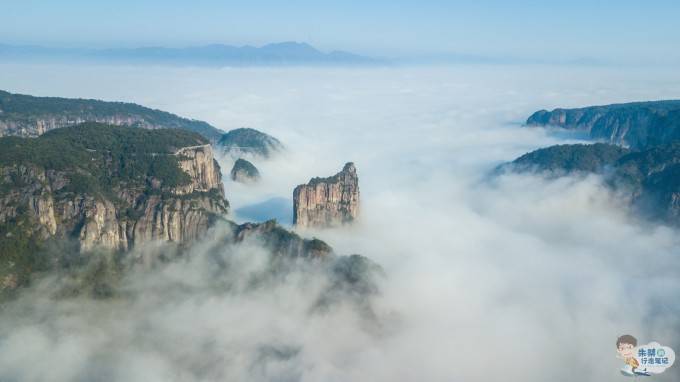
[3,0,680,62]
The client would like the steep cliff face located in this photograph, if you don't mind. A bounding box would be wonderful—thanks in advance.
[174,144,224,194]
[0,124,228,254]
[293,163,359,228]
[0,89,224,141]
[526,100,680,149]
[2,114,157,137]
[0,149,227,253]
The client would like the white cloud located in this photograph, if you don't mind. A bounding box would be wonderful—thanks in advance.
[1,64,680,381]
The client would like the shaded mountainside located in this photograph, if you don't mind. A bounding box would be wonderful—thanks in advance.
[294,163,360,228]
[232,220,333,259]
[230,158,260,183]
[0,89,224,141]
[526,100,680,149]
[505,143,631,174]
[218,128,284,158]
[501,142,680,223]
[0,123,229,288]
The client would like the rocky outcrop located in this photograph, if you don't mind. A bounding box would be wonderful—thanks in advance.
[0,89,224,141]
[526,100,680,149]
[230,158,260,183]
[293,162,359,228]
[175,144,224,194]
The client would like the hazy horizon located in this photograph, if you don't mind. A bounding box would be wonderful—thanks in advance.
[3,1,680,65]
[0,40,677,68]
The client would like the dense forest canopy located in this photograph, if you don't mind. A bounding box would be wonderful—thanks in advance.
[0,123,208,195]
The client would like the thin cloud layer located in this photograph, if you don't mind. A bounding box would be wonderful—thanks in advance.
[0,65,679,381]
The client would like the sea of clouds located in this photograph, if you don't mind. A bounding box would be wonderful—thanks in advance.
[0,64,679,381]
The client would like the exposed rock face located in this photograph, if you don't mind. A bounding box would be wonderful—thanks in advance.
[526,100,680,149]
[175,144,224,194]
[230,158,260,183]
[293,162,359,228]
[0,145,228,252]
[0,89,224,141]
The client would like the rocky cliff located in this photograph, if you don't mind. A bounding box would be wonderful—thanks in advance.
[175,144,224,194]
[0,89,224,141]
[526,100,680,149]
[293,162,359,228]
[0,124,228,257]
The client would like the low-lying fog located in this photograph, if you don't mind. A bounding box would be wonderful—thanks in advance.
[1,64,679,381]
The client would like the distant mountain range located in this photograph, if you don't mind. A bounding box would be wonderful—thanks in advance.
[0,41,383,66]
[0,41,617,67]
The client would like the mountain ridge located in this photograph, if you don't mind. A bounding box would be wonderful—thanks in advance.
[0,89,225,141]
[526,100,680,149]
[0,41,382,66]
